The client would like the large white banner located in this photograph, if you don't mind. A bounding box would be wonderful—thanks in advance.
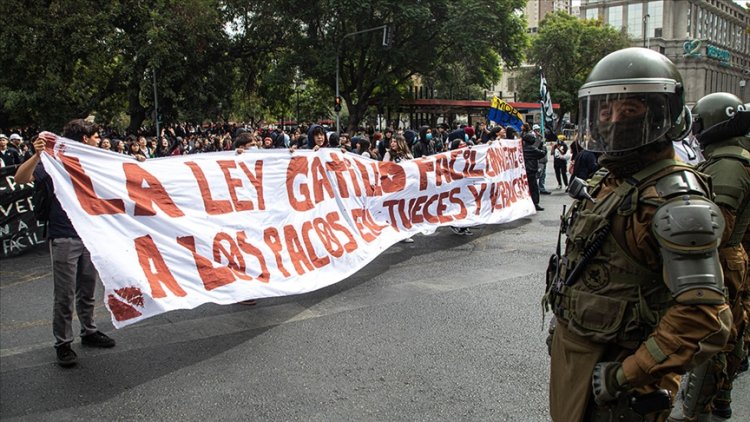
[39,134,534,327]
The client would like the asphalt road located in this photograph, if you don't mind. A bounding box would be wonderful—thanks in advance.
[1,166,748,421]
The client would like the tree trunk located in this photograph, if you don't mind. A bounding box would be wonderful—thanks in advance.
[126,81,146,135]
[347,102,369,133]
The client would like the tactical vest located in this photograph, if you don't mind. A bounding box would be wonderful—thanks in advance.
[552,159,713,348]
[697,140,750,247]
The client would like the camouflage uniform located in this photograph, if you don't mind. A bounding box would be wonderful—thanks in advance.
[548,158,731,421]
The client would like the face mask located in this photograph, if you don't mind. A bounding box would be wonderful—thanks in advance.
[249,146,258,150]
[596,118,650,152]
[425,133,433,141]
[464,134,469,141]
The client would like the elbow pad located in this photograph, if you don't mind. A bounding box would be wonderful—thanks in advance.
[652,196,726,304]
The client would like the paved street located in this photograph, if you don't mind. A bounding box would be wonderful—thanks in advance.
[1,165,748,421]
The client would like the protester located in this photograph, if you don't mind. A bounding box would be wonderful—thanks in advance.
[377,128,394,159]
[0,134,21,166]
[8,133,23,154]
[20,140,34,162]
[114,139,126,154]
[383,134,415,243]
[435,123,449,152]
[339,132,352,152]
[127,140,148,162]
[303,124,328,151]
[382,133,413,163]
[551,135,569,190]
[412,125,436,158]
[13,119,117,367]
[532,124,551,195]
[521,133,546,211]
[357,138,375,158]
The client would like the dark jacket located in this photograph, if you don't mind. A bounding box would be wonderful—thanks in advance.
[572,150,600,180]
[522,134,546,174]
[413,126,435,158]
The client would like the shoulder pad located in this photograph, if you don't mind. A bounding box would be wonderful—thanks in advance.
[653,196,723,249]
[653,196,726,301]
[653,170,708,199]
[710,145,750,165]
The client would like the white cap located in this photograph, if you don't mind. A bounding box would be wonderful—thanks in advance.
[532,124,540,131]
[9,133,22,141]
[0,134,7,140]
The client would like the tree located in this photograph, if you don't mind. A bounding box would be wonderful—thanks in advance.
[0,0,234,133]
[283,0,528,132]
[517,11,631,130]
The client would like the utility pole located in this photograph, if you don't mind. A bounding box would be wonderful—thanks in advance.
[336,25,391,134]
[153,68,159,139]
[643,14,650,48]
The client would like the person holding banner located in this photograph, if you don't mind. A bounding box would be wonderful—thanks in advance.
[14,119,116,368]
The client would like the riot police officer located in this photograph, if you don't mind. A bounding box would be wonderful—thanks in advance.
[545,48,731,421]
[668,93,750,421]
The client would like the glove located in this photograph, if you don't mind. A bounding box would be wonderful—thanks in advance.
[591,362,627,406]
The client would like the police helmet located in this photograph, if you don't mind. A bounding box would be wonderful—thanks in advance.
[577,48,691,153]
[691,92,744,136]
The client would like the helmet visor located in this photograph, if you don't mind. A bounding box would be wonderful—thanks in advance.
[578,93,673,152]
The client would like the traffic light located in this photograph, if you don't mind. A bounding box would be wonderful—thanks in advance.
[334,96,342,112]
[382,25,393,49]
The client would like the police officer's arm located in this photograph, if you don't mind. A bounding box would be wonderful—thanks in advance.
[620,196,731,387]
[14,136,48,184]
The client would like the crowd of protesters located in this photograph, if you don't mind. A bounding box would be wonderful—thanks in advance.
[2,119,589,216]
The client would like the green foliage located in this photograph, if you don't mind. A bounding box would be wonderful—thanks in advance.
[517,11,631,129]
[283,0,528,131]
[0,0,528,133]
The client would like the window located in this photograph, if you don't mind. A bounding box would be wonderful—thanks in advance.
[609,6,623,31]
[586,8,598,20]
[647,1,663,38]
[627,3,643,39]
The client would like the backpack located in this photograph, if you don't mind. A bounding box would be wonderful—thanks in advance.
[31,178,51,222]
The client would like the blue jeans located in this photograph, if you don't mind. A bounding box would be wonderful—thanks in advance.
[537,161,548,191]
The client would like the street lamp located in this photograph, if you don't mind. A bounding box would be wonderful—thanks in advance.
[740,79,747,103]
[152,67,159,138]
[643,14,651,48]
[336,25,391,134]
[295,78,306,125]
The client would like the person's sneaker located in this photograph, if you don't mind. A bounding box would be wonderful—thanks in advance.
[463,228,474,236]
[557,185,562,190]
[535,205,545,211]
[450,226,465,235]
[81,331,116,348]
[56,344,77,367]
[402,237,414,243]
[540,190,552,195]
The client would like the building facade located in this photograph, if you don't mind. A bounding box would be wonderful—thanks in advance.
[579,0,750,104]
[527,0,572,32]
